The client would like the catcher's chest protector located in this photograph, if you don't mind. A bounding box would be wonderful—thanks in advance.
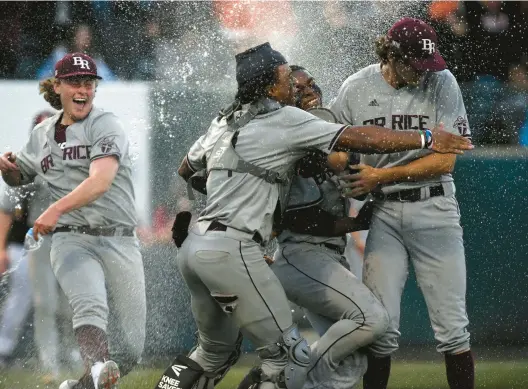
[206,99,294,215]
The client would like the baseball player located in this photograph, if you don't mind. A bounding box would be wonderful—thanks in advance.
[0,110,78,384]
[0,52,146,389]
[330,18,474,389]
[0,181,33,369]
[264,65,373,389]
[152,42,472,389]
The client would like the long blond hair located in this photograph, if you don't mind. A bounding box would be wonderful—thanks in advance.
[39,78,62,110]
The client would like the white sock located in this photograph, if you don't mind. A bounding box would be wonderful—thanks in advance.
[91,361,104,389]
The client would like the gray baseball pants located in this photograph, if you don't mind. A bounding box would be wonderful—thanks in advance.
[363,193,470,357]
[0,243,30,358]
[178,222,303,384]
[271,242,388,389]
[50,231,146,372]
[28,235,78,374]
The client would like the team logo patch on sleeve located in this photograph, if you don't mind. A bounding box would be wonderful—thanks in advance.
[453,116,470,137]
[98,136,120,154]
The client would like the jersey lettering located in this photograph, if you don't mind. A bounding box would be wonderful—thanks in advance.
[362,115,429,130]
[63,145,92,160]
[40,155,54,174]
[362,117,386,127]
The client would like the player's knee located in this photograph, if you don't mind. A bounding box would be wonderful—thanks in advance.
[356,299,389,339]
[70,294,108,329]
[368,328,400,357]
[369,303,390,338]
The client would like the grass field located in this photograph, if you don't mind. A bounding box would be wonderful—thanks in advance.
[1,360,527,389]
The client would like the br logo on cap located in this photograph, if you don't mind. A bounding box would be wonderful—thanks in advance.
[421,39,435,54]
[73,56,90,70]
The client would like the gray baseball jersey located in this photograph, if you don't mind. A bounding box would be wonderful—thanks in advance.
[15,108,137,228]
[11,107,145,374]
[187,105,346,243]
[330,64,471,357]
[329,64,471,193]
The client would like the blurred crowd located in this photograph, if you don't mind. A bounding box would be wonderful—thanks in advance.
[1,1,527,146]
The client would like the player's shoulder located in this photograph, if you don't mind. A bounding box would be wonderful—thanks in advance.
[31,112,59,135]
[426,69,459,88]
[88,107,124,131]
[340,64,382,90]
[280,105,319,122]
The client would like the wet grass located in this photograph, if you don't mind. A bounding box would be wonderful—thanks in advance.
[0,360,526,389]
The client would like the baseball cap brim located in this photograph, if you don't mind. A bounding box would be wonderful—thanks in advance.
[409,51,446,72]
[57,71,102,80]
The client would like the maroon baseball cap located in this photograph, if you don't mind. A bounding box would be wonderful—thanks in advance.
[387,17,446,72]
[54,52,102,79]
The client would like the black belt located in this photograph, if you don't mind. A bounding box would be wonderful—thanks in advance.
[54,226,135,237]
[207,221,264,245]
[372,185,445,202]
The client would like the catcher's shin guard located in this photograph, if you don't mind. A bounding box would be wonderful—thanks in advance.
[153,355,215,389]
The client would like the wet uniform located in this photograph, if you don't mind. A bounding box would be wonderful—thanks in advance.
[329,64,471,357]
[181,100,347,387]
[14,108,146,372]
[272,171,385,389]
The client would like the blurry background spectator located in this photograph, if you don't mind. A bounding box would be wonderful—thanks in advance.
[36,23,117,80]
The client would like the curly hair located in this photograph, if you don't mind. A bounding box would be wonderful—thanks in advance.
[39,78,62,110]
[235,67,278,105]
[375,35,407,64]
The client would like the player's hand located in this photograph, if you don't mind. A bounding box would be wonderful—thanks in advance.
[339,164,383,198]
[0,152,20,173]
[0,249,9,275]
[264,255,274,265]
[430,124,473,154]
[33,205,62,239]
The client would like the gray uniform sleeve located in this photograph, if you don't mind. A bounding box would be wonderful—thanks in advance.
[435,71,471,138]
[187,117,226,172]
[89,113,129,162]
[283,107,346,154]
[15,137,38,185]
[328,76,355,125]
[187,134,208,172]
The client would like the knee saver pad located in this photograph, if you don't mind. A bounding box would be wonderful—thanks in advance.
[154,354,215,389]
[257,325,311,389]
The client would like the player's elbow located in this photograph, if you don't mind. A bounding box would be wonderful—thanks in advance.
[178,157,195,182]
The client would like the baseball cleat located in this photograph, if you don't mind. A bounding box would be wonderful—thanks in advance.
[93,360,120,389]
[58,379,79,389]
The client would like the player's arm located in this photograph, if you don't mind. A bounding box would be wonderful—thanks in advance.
[378,153,456,183]
[0,149,36,187]
[0,188,17,273]
[178,156,196,181]
[340,153,456,197]
[334,124,471,155]
[50,156,119,216]
[281,207,369,237]
[0,211,13,274]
